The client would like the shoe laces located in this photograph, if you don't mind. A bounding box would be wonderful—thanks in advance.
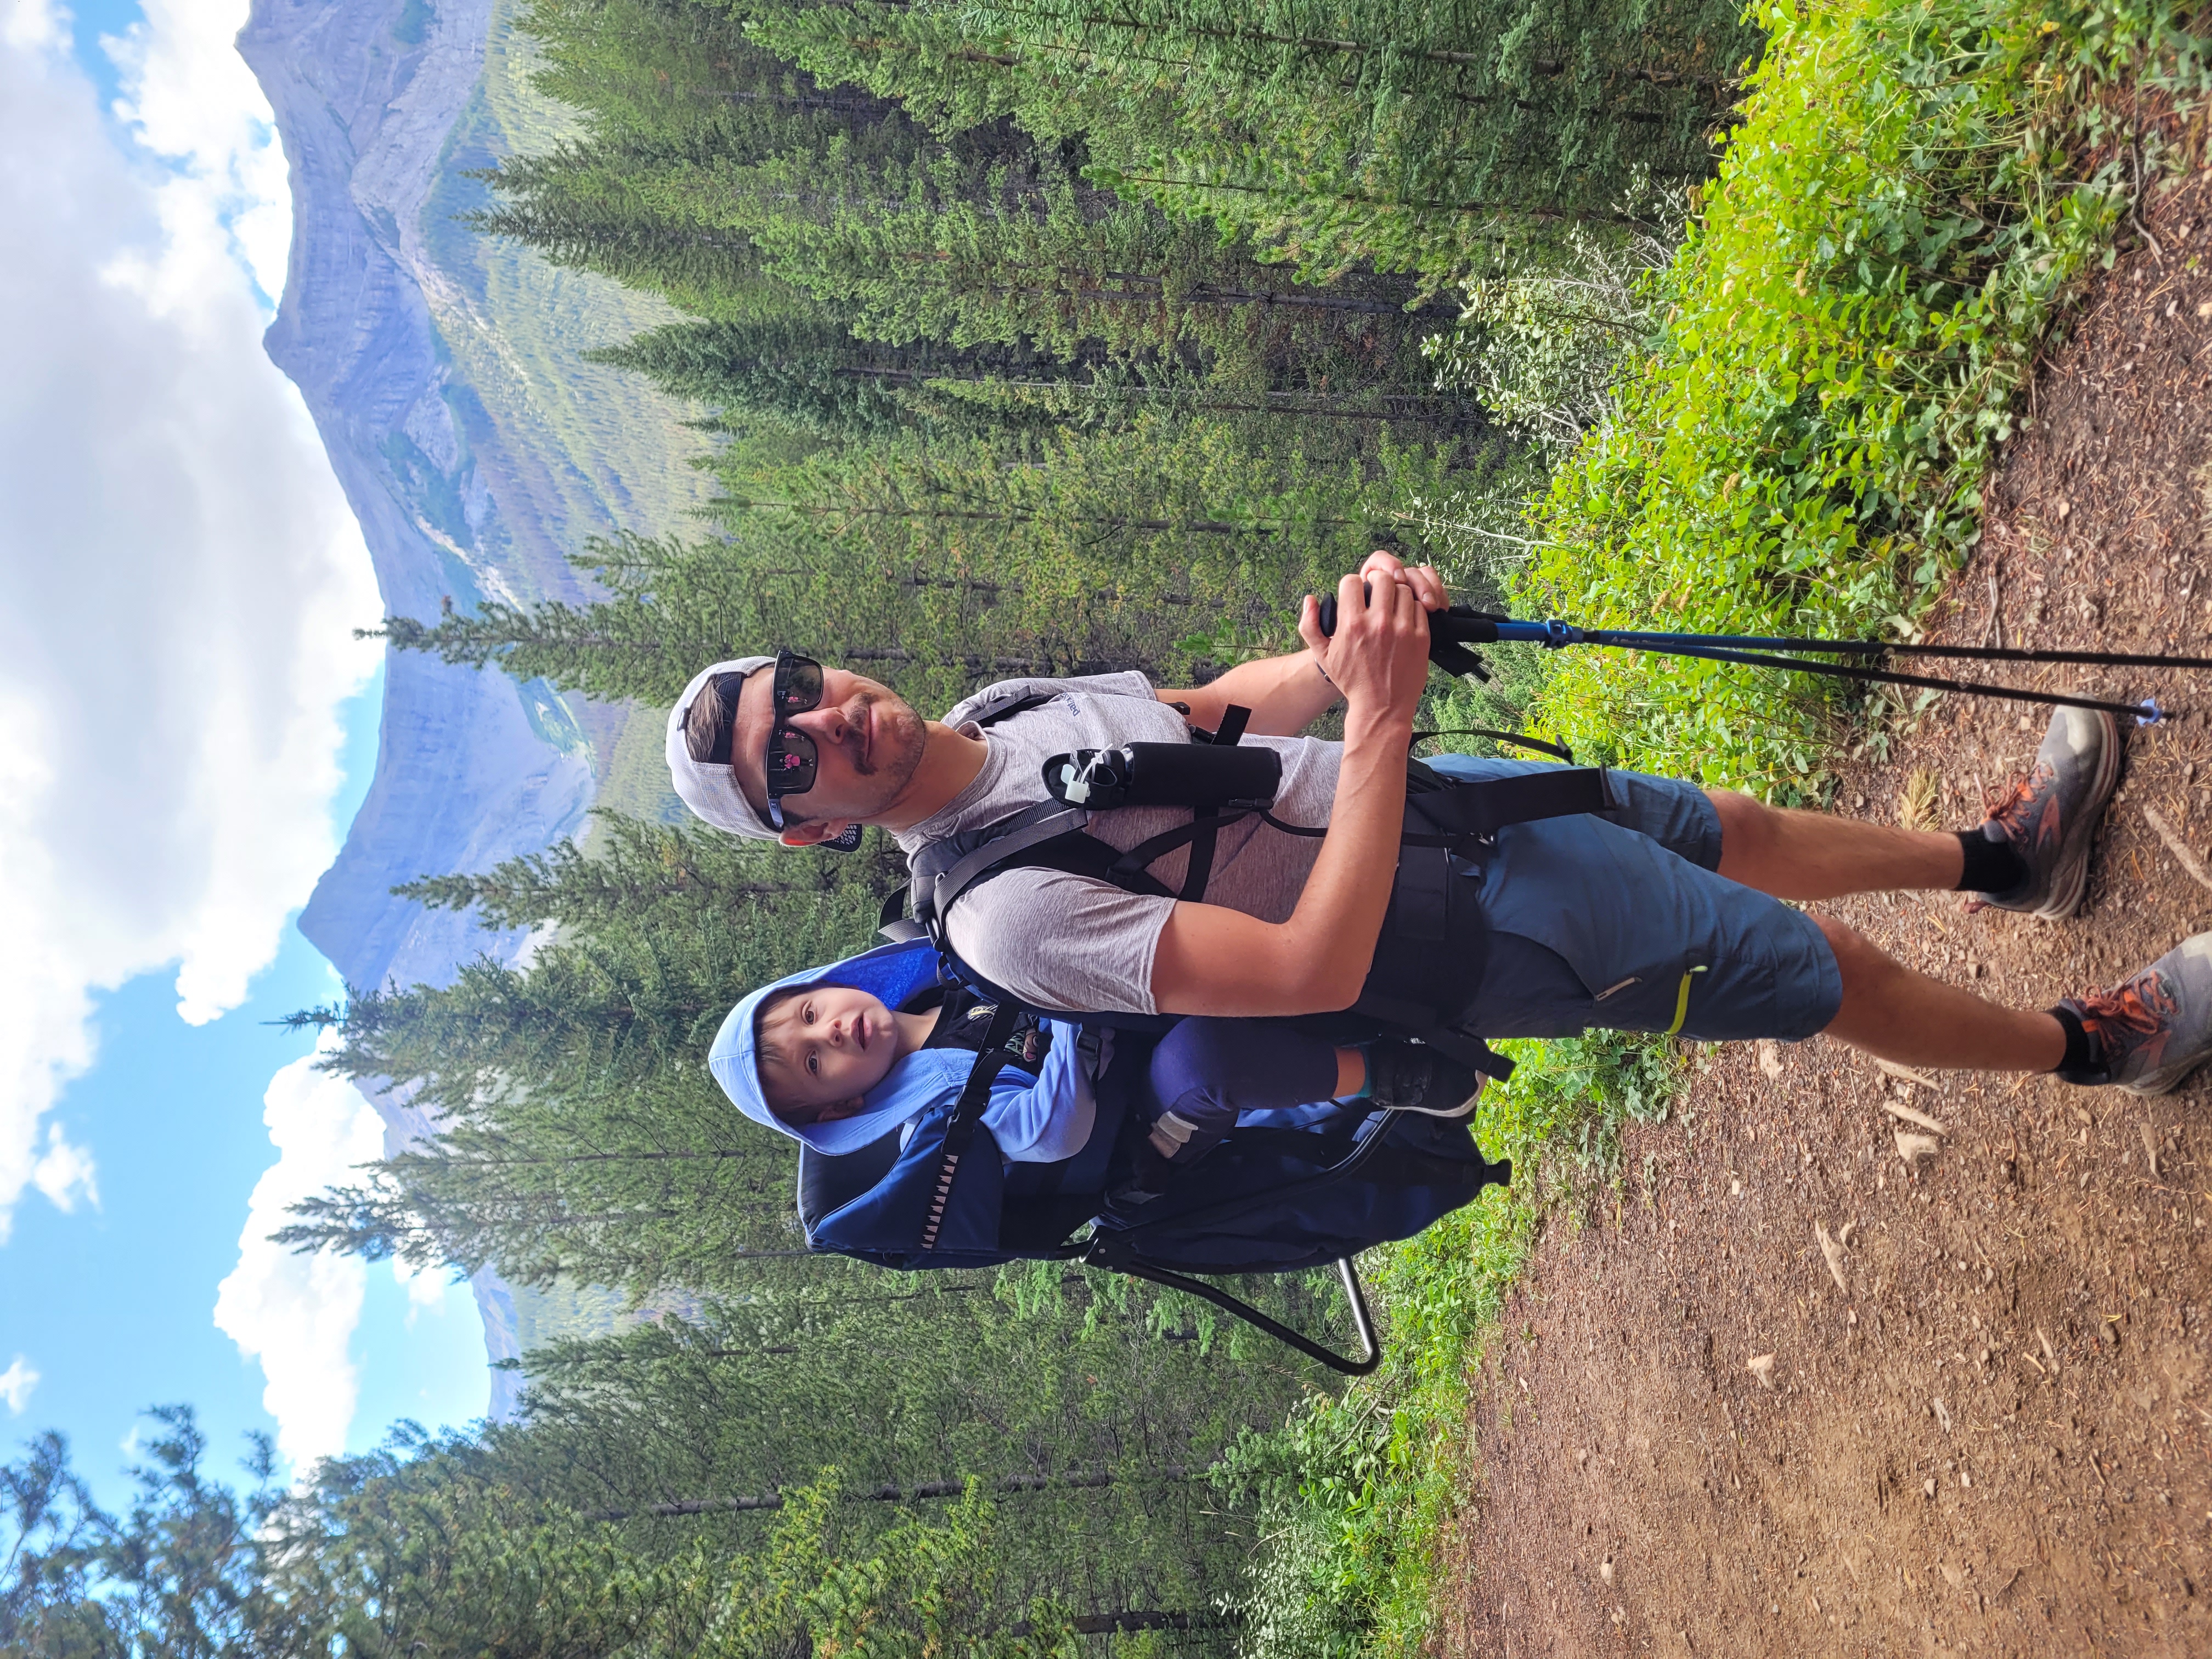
[1981,762,2053,839]
[2073,972,2176,1049]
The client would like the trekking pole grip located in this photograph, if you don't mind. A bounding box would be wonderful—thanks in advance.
[1310,594,1499,681]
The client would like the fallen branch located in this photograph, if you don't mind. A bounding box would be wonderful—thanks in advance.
[2141,805,2212,892]
[1879,1097,1948,1136]
[1875,1058,1943,1094]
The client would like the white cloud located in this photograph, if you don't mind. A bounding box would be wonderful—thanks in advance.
[212,1049,383,1471]
[0,2,380,1237]
[4,0,63,53]
[0,1356,40,1415]
[393,1255,450,1317]
[29,1124,98,1214]
[104,0,295,309]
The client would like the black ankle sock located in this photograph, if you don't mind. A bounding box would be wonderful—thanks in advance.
[2049,1003,2098,1082]
[1954,827,2028,895]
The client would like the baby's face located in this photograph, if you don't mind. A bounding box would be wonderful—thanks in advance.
[760,983,899,1122]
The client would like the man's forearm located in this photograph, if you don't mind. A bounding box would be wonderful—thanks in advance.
[1273,703,1413,1003]
[1157,648,1338,737]
[1148,567,1432,1018]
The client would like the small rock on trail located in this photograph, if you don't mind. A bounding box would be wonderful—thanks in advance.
[1894,1128,1942,1168]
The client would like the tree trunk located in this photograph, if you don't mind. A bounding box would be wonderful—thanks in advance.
[586,1463,1198,1522]
[737,499,1373,534]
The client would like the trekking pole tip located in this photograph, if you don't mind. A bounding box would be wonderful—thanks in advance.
[2137,698,2166,727]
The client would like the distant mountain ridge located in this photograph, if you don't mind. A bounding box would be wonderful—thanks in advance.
[239,0,708,1410]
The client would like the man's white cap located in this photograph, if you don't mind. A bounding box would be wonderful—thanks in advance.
[665,656,783,839]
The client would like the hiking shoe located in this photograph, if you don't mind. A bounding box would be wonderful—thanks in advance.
[2058,931,2212,1094]
[1364,1041,1481,1118]
[1973,706,2121,919]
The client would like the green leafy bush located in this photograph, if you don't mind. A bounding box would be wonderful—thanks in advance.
[1421,196,1683,457]
[1519,0,2206,794]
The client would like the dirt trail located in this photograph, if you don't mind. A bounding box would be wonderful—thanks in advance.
[1438,171,2212,1655]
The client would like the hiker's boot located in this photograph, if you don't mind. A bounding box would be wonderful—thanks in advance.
[1971,706,2121,919]
[1363,1041,1481,1119]
[2056,931,2212,1094]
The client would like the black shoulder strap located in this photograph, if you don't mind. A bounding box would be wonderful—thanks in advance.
[972,691,1058,729]
[911,704,1268,943]
[1204,704,1251,747]
[930,804,1239,936]
[919,1000,1021,1252]
[1412,726,1577,765]
[876,695,1075,942]
[924,802,1093,929]
[1175,703,1248,901]
[1102,809,1254,897]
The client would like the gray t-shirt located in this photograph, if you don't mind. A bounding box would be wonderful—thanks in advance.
[893,673,1341,1014]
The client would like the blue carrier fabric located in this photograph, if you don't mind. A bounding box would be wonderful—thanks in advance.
[789,939,1510,1372]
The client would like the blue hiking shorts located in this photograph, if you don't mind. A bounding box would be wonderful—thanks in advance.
[1423,755,1843,1043]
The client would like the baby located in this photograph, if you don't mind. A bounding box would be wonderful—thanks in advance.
[709,944,1480,1173]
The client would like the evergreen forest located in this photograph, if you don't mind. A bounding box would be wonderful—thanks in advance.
[12,0,2206,1651]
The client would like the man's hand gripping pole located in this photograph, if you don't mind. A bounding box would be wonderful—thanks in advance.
[1315,592,1499,682]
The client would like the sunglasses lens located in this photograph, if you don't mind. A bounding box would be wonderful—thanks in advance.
[766,728,817,796]
[777,658,823,713]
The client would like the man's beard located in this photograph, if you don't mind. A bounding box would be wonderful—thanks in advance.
[850,691,926,809]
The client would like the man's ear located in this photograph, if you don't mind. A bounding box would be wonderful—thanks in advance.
[780,820,855,848]
[818,1096,868,1122]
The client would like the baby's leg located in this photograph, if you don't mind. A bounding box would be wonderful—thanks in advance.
[1145,1018,1353,1169]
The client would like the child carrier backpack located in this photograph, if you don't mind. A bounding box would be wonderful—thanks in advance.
[793,941,1511,1372]
[791,692,1619,1372]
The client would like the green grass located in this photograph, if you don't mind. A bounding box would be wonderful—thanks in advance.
[1223,0,2208,1649]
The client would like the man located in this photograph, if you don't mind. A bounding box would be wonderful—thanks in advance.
[664,552,2212,1094]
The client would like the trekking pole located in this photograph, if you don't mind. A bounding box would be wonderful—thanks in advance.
[1314,600,2190,725]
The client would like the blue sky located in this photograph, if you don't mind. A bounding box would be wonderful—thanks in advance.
[0,0,494,1509]
[8,668,491,1511]
[60,0,132,105]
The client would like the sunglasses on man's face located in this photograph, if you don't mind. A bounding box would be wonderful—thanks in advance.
[763,651,826,826]
[702,652,864,851]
